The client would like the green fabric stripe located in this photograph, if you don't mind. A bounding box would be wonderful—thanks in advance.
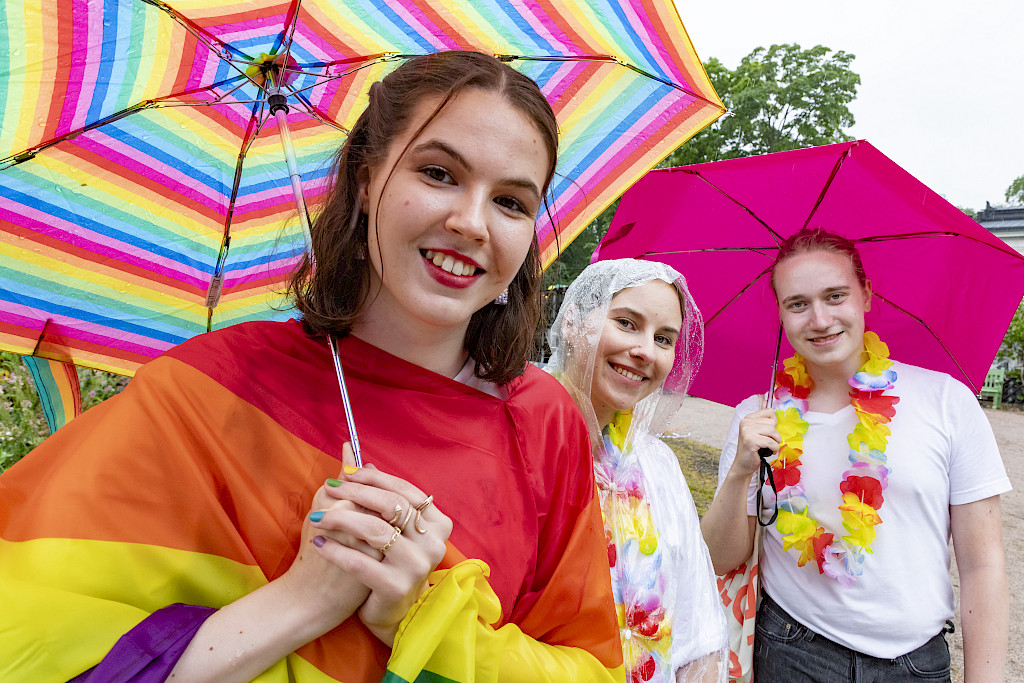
[21,356,60,433]
[380,668,461,683]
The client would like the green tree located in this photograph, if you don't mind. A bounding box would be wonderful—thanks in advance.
[1006,175,1024,205]
[998,299,1024,381]
[663,44,860,167]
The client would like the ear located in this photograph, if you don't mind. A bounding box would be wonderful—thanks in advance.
[863,279,873,313]
[356,165,371,209]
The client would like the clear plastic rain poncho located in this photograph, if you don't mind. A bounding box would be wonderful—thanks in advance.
[546,259,728,683]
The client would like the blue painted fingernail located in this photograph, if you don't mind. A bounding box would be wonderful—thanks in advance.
[310,510,325,523]
[312,535,326,548]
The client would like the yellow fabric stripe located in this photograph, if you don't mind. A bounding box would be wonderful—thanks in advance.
[0,536,267,681]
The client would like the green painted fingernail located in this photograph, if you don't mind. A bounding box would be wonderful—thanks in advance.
[326,478,342,487]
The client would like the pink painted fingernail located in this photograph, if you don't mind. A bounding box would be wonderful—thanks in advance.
[312,536,326,548]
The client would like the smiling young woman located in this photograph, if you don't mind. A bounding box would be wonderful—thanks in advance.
[0,52,623,683]
[702,228,1011,682]
[547,259,729,683]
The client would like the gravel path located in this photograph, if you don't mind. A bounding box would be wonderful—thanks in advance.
[679,397,1023,681]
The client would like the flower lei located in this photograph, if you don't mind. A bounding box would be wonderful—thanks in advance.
[768,331,899,586]
[594,411,673,683]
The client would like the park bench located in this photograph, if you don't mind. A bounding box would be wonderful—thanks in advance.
[979,366,1006,410]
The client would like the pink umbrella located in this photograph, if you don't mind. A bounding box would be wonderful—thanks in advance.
[594,140,1024,407]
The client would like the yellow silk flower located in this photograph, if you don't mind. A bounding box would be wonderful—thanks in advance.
[776,407,809,445]
[861,332,893,375]
[782,354,812,388]
[776,508,820,566]
[846,414,891,451]
[839,493,882,549]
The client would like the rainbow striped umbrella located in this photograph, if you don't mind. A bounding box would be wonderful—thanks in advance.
[0,0,723,376]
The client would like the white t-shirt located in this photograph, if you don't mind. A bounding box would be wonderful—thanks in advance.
[636,433,729,676]
[716,361,1011,658]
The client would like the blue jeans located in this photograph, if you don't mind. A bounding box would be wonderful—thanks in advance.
[753,591,951,682]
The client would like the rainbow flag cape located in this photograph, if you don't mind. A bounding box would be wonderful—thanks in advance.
[0,320,622,681]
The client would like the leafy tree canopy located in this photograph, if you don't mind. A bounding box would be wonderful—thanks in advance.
[1006,175,1024,205]
[665,43,860,167]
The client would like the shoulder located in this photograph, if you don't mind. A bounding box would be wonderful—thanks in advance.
[157,319,315,381]
[889,360,977,404]
[508,363,583,419]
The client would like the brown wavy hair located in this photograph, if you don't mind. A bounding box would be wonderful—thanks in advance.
[287,51,558,385]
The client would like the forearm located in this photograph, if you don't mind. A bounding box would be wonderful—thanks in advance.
[701,470,756,574]
[168,575,350,683]
[959,565,1008,683]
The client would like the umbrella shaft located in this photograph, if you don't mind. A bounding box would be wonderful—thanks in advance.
[273,107,314,255]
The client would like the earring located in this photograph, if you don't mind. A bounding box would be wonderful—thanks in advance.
[355,242,367,260]
[493,288,509,305]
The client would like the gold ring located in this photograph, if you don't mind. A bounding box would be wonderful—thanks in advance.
[413,495,433,534]
[385,504,403,526]
[397,507,415,534]
[378,526,401,554]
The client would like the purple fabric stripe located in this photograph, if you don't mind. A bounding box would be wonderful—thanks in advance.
[68,604,216,683]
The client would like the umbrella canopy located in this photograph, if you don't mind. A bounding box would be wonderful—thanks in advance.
[0,0,723,375]
[594,140,1024,407]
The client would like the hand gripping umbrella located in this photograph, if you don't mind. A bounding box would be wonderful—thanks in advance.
[594,140,1024,408]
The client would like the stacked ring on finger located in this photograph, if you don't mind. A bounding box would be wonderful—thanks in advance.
[385,504,403,526]
[413,495,433,534]
[378,526,401,554]
[397,507,415,534]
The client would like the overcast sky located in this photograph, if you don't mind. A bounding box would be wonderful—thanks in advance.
[674,0,1024,211]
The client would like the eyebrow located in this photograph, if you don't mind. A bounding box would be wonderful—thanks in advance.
[410,139,543,203]
[781,285,850,307]
[610,306,680,337]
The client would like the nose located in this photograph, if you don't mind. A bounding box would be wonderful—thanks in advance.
[628,337,655,363]
[446,189,488,243]
[808,301,833,329]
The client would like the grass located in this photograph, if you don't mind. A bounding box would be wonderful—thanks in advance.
[0,351,128,474]
[663,436,721,517]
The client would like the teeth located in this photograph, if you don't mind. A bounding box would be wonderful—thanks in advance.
[424,250,478,276]
[614,366,644,382]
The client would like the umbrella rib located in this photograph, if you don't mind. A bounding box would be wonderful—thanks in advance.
[703,265,774,327]
[140,0,248,61]
[505,54,724,110]
[801,142,859,230]
[207,116,262,326]
[0,101,157,168]
[146,1,277,96]
[678,169,785,243]
[277,87,350,134]
[277,0,303,78]
[871,292,977,392]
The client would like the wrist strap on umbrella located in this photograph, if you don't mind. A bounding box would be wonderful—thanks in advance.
[756,449,778,526]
